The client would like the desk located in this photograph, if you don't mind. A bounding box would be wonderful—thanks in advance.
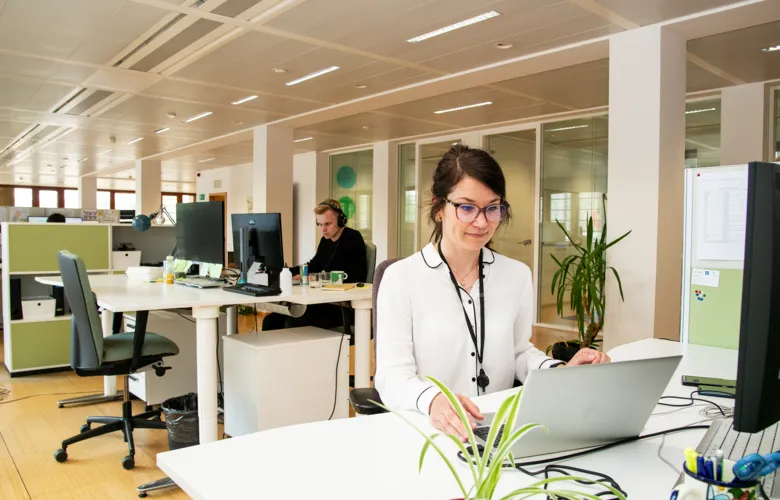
[34,274,373,444]
[156,339,737,499]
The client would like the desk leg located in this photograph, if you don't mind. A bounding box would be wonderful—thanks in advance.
[192,306,220,444]
[226,306,237,335]
[351,299,372,388]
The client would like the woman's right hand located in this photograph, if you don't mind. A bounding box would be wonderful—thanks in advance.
[428,392,484,442]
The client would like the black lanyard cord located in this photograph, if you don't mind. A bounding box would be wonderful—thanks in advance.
[437,243,489,392]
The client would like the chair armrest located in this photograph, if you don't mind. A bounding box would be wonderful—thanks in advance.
[349,387,386,415]
[130,310,149,372]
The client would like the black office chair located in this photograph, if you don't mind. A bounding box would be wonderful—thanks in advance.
[349,258,399,415]
[54,251,180,470]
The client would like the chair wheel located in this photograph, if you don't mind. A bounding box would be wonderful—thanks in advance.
[80,424,90,433]
[57,403,64,408]
[54,448,68,463]
[122,455,135,470]
[138,494,148,498]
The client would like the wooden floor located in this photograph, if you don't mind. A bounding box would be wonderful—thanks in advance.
[0,317,571,500]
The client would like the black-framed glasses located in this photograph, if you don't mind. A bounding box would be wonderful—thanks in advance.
[445,199,507,223]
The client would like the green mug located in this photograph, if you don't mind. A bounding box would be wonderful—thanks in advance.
[330,271,348,284]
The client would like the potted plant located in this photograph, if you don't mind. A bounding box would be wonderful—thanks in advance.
[375,377,625,500]
[548,196,630,362]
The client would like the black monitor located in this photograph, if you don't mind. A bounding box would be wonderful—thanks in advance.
[175,201,225,266]
[231,213,284,280]
[734,161,780,433]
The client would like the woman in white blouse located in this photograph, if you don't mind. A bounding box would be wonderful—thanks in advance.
[374,144,610,441]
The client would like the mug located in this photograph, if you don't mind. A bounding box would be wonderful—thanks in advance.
[670,461,758,500]
[319,271,331,285]
[330,271,348,284]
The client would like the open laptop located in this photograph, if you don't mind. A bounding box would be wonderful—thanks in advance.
[473,355,682,458]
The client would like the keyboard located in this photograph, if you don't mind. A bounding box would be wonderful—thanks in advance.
[223,283,281,297]
[474,424,505,445]
[696,417,779,498]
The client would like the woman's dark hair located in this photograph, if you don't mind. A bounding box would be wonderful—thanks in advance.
[428,144,512,243]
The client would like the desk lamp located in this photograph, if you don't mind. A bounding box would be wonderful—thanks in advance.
[132,205,177,256]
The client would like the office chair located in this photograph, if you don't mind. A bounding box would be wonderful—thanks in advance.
[365,242,377,283]
[349,258,399,415]
[53,251,179,470]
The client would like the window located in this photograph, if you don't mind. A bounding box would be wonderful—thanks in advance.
[578,192,604,239]
[357,194,371,230]
[114,192,136,210]
[549,193,571,230]
[14,188,32,207]
[404,190,417,224]
[64,190,79,208]
[38,189,59,208]
[162,195,179,224]
[397,143,416,258]
[182,194,195,204]
[96,191,111,209]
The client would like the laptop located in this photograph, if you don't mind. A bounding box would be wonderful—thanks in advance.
[174,277,223,289]
[473,355,682,458]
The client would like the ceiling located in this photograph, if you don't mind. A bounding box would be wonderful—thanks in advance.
[0,0,777,191]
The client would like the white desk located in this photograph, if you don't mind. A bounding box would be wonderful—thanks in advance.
[35,274,373,444]
[156,339,738,499]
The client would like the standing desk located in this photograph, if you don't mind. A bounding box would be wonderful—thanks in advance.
[156,339,738,499]
[34,274,373,444]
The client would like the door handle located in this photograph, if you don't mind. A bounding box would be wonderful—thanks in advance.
[519,239,532,246]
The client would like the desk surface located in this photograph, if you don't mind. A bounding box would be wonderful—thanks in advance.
[35,274,373,312]
[156,339,737,499]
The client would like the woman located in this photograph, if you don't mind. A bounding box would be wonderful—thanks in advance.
[374,144,610,441]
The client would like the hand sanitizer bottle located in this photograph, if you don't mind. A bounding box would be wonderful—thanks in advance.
[280,265,293,295]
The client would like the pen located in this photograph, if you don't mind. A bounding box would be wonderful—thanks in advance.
[715,450,724,481]
[697,456,705,477]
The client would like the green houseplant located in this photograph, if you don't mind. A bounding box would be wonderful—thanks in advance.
[548,196,631,361]
[375,377,626,500]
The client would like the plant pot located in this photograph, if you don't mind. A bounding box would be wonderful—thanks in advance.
[551,341,581,362]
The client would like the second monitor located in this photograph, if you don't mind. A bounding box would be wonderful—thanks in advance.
[231,213,284,286]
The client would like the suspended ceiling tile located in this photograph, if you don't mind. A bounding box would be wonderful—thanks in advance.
[303,112,454,141]
[0,78,74,112]
[588,0,746,27]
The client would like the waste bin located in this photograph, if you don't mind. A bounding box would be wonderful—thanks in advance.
[161,393,199,450]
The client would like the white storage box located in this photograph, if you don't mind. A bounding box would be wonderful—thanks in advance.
[223,327,349,437]
[22,296,56,319]
[112,251,142,270]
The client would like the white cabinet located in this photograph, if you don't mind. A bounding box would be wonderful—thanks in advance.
[223,327,349,437]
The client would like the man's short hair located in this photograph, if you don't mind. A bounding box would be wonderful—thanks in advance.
[46,213,66,223]
[314,198,342,216]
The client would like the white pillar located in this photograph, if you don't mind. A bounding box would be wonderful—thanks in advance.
[604,25,687,351]
[78,176,97,209]
[135,159,161,215]
[721,83,768,165]
[292,151,329,264]
[372,141,398,263]
[253,124,294,267]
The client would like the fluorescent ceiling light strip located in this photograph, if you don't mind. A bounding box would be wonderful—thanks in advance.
[99,149,112,156]
[184,111,213,123]
[286,66,340,86]
[155,127,170,134]
[685,108,716,115]
[547,125,589,132]
[293,137,313,143]
[126,137,143,145]
[231,95,258,105]
[761,45,780,52]
[198,158,216,163]
[407,11,501,43]
[78,157,88,163]
[434,101,492,114]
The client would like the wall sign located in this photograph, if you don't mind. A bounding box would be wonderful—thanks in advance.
[336,166,356,189]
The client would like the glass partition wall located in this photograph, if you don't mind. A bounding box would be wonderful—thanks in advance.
[330,149,374,243]
[685,98,721,168]
[416,140,461,249]
[398,144,416,259]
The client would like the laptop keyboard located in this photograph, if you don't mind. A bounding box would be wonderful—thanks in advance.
[474,424,505,446]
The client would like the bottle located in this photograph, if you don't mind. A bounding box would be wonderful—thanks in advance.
[164,256,174,284]
[280,265,293,295]
[301,263,309,286]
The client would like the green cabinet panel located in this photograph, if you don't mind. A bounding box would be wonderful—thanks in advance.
[688,269,742,350]
[10,320,71,370]
[8,225,109,272]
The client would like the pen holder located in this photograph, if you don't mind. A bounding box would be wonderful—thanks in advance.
[670,460,759,500]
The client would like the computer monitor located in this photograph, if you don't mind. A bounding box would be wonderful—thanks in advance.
[28,216,48,223]
[65,217,82,224]
[231,213,284,281]
[175,201,225,266]
[734,161,780,433]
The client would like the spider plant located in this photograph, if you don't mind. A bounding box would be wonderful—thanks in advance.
[374,377,626,500]
[549,195,630,355]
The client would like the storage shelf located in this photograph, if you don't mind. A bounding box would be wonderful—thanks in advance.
[11,315,72,325]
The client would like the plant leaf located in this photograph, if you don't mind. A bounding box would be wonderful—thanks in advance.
[609,266,625,301]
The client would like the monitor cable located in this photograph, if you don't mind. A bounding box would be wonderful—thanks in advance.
[657,390,730,418]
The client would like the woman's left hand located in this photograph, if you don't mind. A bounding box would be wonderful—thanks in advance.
[567,348,610,366]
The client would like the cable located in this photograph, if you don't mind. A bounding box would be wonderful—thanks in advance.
[327,332,345,421]
[216,314,223,411]
[0,390,96,405]
[514,463,627,499]
[656,432,680,474]
[658,390,729,418]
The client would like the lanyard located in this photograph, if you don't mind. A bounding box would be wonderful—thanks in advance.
[437,243,490,392]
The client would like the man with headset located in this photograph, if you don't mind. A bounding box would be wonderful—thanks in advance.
[262,198,368,330]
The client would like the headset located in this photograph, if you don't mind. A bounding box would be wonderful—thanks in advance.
[319,201,348,228]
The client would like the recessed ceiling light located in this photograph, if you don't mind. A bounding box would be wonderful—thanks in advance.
[286,66,340,86]
[167,112,177,119]
[685,107,716,115]
[99,149,112,156]
[355,84,368,89]
[155,127,170,134]
[434,101,493,114]
[407,11,501,43]
[183,111,213,123]
[495,42,513,50]
[293,137,313,143]
[231,95,258,105]
[272,68,288,73]
[546,124,589,132]
[78,157,88,163]
[761,44,780,52]
[126,137,143,145]
[233,121,244,125]
[198,158,216,163]
[362,125,370,130]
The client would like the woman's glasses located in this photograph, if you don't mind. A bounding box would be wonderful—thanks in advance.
[445,199,507,223]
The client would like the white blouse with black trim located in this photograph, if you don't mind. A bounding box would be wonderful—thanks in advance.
[374,242,559,414]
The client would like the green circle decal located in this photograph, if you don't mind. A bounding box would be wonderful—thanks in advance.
[339,196,356,219]
[337,166,356,189]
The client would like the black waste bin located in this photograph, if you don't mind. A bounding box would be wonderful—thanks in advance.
[161,393,199,451]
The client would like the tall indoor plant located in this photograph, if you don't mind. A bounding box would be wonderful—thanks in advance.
[375,377,625,500]
[549,195,630,361]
